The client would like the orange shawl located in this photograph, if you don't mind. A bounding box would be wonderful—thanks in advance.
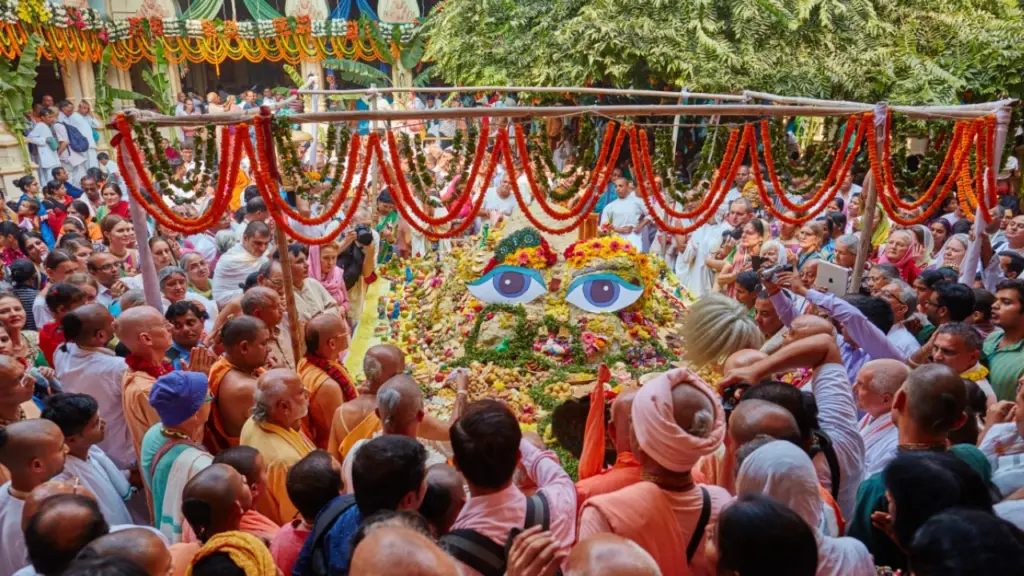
[203,357,264,456]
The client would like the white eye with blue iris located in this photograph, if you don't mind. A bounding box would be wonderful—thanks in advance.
[466,266,548,305]
[565,273,644,313]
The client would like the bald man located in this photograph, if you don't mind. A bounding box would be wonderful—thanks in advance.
[342,375,448,491]
[782,314,836,346]
[566,533,661,576]
[0,420,69,575]
[240,369,314,524]
[0,354,38,486]
[82,528,173,576]
[297,314,357,449]
[579,370,731,575]
[173,463,251,574]
[23,493,109,575]
[55,303,134,469]
[330,344,405,459]
[849,363,988,571]
[116,306,174,460]
[576,382,641,511]
[854,359,910,476]
[350,526,459,576]
[418,464,466,536]
[204,316,271,455]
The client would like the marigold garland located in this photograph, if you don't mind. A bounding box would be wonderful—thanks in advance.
[880,112,969,212]
[760,115,857,214]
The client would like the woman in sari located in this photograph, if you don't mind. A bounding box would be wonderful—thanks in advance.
[717,218,767,298]
[180,252,213,300]
[309,243,350,316]
[876,229,921,283]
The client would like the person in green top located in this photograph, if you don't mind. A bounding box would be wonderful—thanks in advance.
[983,279,1024,401]
[375,189,398,266]
[909,268,959,345]
[847,363,992,572]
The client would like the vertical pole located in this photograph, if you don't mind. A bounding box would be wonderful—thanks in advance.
[670,88,688,152]
[850,102,888,293]
[990,107,1012,201]
[307,75,319,166]
[369,85,381,210]
[275,222,303,366]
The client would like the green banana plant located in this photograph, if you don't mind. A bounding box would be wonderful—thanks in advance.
[0,34,41,173]
[94,44,150,141]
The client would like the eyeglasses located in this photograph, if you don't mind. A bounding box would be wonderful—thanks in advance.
[922,299,941,309]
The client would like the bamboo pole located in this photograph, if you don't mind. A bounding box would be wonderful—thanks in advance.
[113,102,1010,129]
[744,90,1016,115]
[850,103,888,293]
[299,85,750,101]
[275,222,303,367]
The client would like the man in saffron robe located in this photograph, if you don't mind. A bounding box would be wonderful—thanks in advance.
[575,366,641,511]
[328,344,405,459]
[240,368,315,525]
[117,306,176,461]
[578,369,731,576]
[204,316,270,455]
[297,314,358,449]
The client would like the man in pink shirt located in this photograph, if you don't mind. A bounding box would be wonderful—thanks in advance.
[578,369,732,576]
[443,400,577,575]
[271,450,343,575]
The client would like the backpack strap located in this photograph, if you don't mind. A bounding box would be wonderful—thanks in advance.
[441,529,508,576]
[309,494,357,576]
[813,429,842,501]
[686,487,711,564]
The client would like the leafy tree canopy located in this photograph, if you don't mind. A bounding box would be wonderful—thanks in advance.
[424,0,1024,105]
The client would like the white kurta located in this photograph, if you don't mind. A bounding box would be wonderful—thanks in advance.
[212,244,266,307]
[55,445,133,526]
[0,483,28,576]
[858,412,898,477]
[54,343,134,469]
[53,122,87,185]
[599,195,647,249]
[25,122,60,185]
[68,112,100,169]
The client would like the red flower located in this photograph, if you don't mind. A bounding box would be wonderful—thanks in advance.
[608,240,621,251]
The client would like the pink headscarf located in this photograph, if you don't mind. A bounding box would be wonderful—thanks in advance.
[876,229,919,281]
[631,368,726,473]
[309,244,349,313]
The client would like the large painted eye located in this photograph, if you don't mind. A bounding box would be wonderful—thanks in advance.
[565,273,644,313]
[466,266,548,305]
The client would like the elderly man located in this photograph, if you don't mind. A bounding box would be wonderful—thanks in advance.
[88,253,128,308]
[578,370,730,576]
[240,368,315,525]
[833,234,859,269]
[0,419,68,575]
[350,526,459,576]
[329,344,404,458]
[55,303,134,469]
[341,375,449,490]
[565,534,661,576]
[80,528,173,576]
[116,306,175,460]
[931,322,996,403]
[241,284,294,371]
[140,371,213,544]
[853,359,910,477]
[212,221,270,307]
[204,316,270,455]
[297,314,357,449]
[876,279,921,357]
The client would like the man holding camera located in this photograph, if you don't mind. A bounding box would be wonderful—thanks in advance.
[337,211,378,328]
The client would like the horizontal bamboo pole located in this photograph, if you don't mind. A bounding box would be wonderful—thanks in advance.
[744,90,1017,115]
[112,101,1011,129]
[298,85,750,101]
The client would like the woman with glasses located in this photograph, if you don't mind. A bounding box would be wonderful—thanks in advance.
[716,218,767,299]
[158,266,217,334]
[795,221,827,272]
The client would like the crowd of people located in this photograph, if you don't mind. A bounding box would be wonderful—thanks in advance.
[0,88,1022,576]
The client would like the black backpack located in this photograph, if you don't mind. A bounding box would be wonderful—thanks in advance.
[440,491,555,576]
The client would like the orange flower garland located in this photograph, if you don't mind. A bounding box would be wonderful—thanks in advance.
[755,115,865,226]
[251,113,363,226]
[760,115,858,214]
[513,122,615,220]
[635,125,740,221]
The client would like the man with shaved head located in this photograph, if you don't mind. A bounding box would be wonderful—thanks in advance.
[241,285,294,370]
[350,526,459,576]
[204,315,270,455]
[240,368,314,524]
[341,374,448,490]
[23,493,109,575]
[55,303,134,469]
[849,363,989,571]
[579,369,730,575]
[80,528,172,576]
[854,359,910,476]
[576,374,641,510]
[116,306,174,460]
[0,420,68,574]
[171,463,251,572]
[297,313,357,449]
[0,354,37,486]
[566,533,661,576]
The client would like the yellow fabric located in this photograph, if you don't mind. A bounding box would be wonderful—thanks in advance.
[185,531,275,576]
[343,279,390,377]
[230,171,250,212]
[297,358,354,449]
[338,411,381,461]
[868,204,891,249]
[240,419,314,525]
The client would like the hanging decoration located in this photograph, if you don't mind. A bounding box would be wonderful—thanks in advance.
[0,0,421,68]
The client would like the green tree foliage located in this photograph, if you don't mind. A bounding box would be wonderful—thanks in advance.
[0,34,41,171]
[425,0,1024,104]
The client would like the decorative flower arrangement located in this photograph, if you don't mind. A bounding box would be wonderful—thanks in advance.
[294,15,311,35]
[480,228,559,276]
[0,1,15,24]
[49,4,67,28]
[257,19,275,38]
[563,236,658,307]
[186,19,204,39]
[104,20,129,42]
[237,21,257,39]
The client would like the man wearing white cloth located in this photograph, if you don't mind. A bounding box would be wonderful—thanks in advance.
[55,100,88,187]
[24,108,61,187]
[600,177,648,250]
[69,101,101,170]
[212,221,271,307]
[853,359,909,477]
